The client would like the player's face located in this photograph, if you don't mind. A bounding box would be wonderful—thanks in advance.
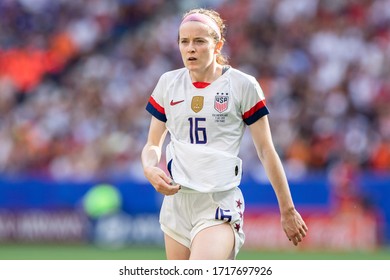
[179,21,218,73]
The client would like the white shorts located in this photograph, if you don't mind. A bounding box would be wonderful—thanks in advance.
[159,187,245,259]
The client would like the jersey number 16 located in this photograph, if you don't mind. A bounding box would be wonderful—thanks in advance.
[188,117,207,144]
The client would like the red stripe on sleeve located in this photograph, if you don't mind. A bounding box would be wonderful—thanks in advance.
[242,100,266,120]
[149,96,165,114]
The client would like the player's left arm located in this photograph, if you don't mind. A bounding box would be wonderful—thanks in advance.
[248,116,308,245]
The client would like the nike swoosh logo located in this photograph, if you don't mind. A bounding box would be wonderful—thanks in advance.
[170,99,184,106]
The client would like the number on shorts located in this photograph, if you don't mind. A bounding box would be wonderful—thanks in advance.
[215,207,232,222]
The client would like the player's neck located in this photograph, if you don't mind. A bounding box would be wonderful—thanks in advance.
[189,64,222,84]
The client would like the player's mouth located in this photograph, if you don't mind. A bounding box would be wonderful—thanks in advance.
[188,57,197,61]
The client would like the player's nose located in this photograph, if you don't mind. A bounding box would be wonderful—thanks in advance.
[187,43,195,53]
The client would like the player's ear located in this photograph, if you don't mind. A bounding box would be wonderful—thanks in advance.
[214,41,224,54]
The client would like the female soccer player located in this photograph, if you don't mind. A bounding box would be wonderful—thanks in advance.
[141,8,308,260]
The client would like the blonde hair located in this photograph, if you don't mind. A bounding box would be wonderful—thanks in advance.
[180,8,229,65]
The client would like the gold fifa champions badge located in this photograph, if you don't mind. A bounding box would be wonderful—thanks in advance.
[191,96,204,113]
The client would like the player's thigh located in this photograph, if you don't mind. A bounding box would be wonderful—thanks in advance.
[190,223,234,260]
[164,233,191,260]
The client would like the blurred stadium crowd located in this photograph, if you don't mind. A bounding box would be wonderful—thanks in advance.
[0,0,389,182]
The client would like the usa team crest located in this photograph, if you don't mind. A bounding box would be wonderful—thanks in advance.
[214,92,229,113]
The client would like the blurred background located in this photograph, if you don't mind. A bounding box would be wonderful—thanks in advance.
[0,0,390,259]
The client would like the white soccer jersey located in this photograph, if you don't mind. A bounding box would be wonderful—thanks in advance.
[146,67,269,192]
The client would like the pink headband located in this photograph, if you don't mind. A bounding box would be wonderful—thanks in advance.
[181,13,221,39]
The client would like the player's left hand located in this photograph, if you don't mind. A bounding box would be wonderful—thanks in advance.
[281,208,308,246]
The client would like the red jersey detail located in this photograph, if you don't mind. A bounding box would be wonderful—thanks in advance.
[149,96,165,114]
[193,82,210,88]
[170,99,184,106]
[242,100,266,120]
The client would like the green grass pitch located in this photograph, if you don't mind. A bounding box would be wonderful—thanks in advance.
[0,244,389,260]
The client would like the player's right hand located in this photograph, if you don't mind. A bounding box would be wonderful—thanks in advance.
[143,166,181,195]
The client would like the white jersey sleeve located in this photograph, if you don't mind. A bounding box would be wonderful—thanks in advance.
[237,72,269,125]
[146,73,168,122]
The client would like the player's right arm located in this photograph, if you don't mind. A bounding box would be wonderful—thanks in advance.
[141,116,180,195]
